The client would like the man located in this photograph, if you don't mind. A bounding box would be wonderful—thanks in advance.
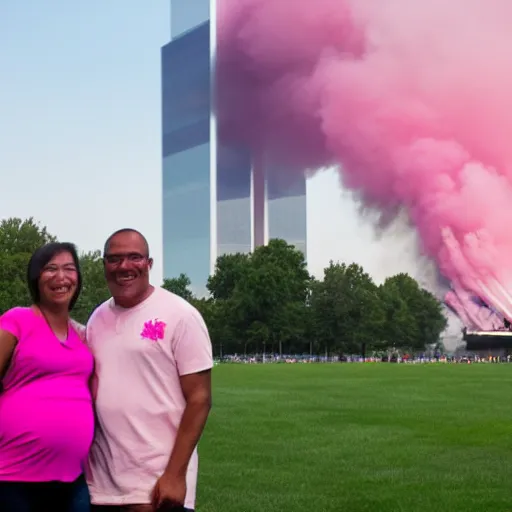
[86,229,213,512]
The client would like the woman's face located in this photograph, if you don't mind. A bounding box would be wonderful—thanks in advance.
[38,251,78,309]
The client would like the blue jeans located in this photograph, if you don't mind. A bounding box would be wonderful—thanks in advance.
[0,473,90,512]
[91,507,194,511]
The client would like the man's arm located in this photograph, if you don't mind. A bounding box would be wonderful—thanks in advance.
[152,306,213,508]
[163,369,212,479]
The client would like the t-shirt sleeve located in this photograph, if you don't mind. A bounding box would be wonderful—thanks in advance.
[70,319,86,342]
[0,307,24,339]
[172,307,213,377]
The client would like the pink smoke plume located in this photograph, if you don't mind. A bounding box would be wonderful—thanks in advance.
[216,0,512,331]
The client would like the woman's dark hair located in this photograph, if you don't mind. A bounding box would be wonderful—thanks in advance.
[27,242,82,311]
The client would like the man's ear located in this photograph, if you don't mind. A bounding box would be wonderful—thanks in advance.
[148,258,154,270]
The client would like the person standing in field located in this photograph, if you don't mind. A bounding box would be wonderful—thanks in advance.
[0,242,94,512]
[86,229,213,512]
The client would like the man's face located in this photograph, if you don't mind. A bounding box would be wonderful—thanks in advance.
[103,232,153,307]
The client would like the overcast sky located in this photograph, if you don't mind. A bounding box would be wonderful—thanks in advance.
[0,0,460,344]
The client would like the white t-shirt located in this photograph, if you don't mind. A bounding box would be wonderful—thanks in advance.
[85,287,213,509]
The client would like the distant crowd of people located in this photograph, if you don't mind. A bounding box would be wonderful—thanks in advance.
[218,354,511,364]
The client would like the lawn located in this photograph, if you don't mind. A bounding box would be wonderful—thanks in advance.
[197,363,512,512]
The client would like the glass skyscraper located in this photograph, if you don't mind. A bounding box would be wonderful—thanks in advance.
[162,0,307,294]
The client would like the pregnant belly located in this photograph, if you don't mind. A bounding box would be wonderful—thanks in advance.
[0,396,95,480]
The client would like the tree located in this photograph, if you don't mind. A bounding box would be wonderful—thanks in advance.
[236,240,311,354]
[0,218,110,322]
[191,297,240,356]
[0,218,57,313]
[207,253,250,300]
[162,273,194,302]
[310,262,385,355]
[417,288,448,347]
[206,239,311,354]
[73,250,111,325]
[379,279,419,351]
[302,285,321,355]
[0,252,32,313]
[0,217,56,255]
[380,273,447,351]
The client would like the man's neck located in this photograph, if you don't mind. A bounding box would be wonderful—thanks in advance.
[115,285,155,309]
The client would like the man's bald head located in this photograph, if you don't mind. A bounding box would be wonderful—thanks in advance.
[103,228,150,257]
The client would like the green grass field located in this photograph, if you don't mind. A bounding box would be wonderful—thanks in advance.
[197,363,512,512]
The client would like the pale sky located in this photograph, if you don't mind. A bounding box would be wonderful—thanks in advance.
[0,1,461,346]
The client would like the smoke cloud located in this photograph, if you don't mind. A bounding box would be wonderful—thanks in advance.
[216,0,512,330]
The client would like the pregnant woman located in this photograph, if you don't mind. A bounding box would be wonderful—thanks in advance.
[0,242,94,512]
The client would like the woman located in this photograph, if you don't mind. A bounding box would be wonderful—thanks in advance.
[0,242,94,511]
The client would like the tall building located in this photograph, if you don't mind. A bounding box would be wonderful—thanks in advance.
[162,0,307,294]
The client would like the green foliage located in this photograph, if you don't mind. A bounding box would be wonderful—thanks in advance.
[0,218,110,324]
[0,218,57,313]
[207,253,250,300]
[219,240,311,354]
[162,273,194,302]
[73,250,110,324]
[310,262,386,354]
[0,217,449,351]
[379,274,447,351]
[0,217,56,255]
[174,240,448,357]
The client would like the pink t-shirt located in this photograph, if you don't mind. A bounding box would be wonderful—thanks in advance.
[0,307,95,482]
[85,287,213,509]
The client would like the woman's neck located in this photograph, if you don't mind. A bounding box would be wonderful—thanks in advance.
[38,304,69,340]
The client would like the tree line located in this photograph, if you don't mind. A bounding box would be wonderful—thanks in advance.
[0,217,448,357]
[0,217,111,325]
[163,240,448,358]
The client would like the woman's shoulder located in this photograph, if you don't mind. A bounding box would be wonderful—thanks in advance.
[0,306,36,321]
[0,306,37,338]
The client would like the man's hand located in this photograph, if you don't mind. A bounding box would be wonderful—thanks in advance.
[151,472,187,510]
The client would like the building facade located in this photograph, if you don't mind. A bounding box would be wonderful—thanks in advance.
[162,0,307,293]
